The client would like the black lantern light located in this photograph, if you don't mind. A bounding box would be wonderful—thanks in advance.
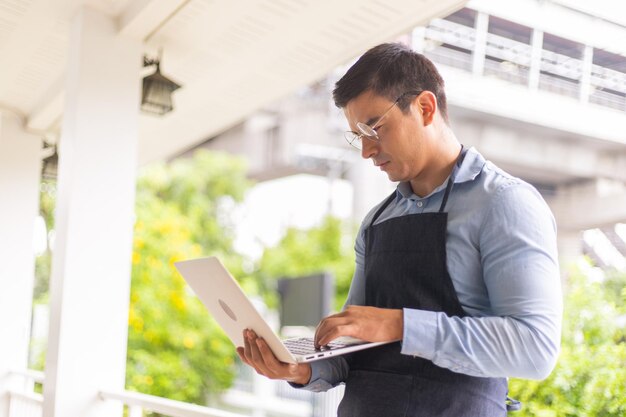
[141,53,181,116]
[41,141,58,180]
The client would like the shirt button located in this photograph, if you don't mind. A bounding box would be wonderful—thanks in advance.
[417,201,423,207]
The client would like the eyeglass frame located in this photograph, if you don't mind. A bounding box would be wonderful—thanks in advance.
[344,90,424,150]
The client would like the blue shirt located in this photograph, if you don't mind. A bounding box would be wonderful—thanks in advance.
[299,147,562,392]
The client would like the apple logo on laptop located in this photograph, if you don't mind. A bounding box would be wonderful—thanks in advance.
[219,299,237,321]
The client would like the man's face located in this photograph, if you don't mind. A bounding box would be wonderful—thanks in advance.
[344,90,430,184]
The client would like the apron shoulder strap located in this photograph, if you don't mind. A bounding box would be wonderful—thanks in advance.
[369,191,397,228]
[439,145,468,213]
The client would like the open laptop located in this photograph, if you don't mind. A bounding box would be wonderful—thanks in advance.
[174,256,395,364]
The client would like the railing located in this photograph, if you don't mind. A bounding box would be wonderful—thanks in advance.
[7,367,339,417]
[583,228,626,271]
[100,390,248,417]
[420,17,626,111]
[7,369,44,417]
[232,362,343,417]
[483,58,530,86]
[425,18,476,51]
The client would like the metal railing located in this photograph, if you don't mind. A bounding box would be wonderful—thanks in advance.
[7,369,44,417]
[421,17,626,111]
[100,390,248,417]
[7,367,337,417]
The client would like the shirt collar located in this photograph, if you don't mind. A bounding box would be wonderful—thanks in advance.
[396,146,485,200]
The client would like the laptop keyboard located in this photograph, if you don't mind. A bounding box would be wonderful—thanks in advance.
[283,337,349,355]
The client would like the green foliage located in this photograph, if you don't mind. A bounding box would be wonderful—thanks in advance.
[126,150,253,404]
[509,263,626,417]
[256,216,357,312]
[30,180,57,371]
[33,180,57,304]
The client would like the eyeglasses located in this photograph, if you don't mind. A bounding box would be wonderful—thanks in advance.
[344,91,423,150]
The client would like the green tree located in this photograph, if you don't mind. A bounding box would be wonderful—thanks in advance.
[30,179,57,372]
[509,263,626,417]
[256,216,357,312]
[126,150,253,404]
[33,179,56,305]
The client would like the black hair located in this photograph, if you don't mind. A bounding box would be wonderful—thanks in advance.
[332,43,449,123]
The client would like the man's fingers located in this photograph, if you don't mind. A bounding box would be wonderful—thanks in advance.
[245,330,272,374]
[317,324,356,347]
[315,316,354,347]
[236,347,250,366]
[242,330,256,364]
[255,338,285,377]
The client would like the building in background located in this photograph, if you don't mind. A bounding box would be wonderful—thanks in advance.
[198,0,626,270]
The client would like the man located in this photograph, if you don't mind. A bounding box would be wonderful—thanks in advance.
[237,43,562,416]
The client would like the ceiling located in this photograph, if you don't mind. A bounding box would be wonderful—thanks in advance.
[0,0,467,165]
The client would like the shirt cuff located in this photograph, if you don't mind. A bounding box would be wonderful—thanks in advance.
[401,308,438,359]
[288,360,335,392]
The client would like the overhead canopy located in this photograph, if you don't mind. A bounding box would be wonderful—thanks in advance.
[0,0,467,164]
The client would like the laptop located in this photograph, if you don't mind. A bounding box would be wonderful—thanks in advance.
[174,256,395,364]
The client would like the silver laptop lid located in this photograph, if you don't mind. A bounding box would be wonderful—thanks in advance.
[175,256,297,363]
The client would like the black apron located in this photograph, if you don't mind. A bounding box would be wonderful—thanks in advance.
[338,147,508,417]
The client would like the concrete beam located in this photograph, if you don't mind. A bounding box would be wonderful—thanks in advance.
[547,179,626,231]
[443,66,626,147]
[26,76,64,133]
[117,0,188,41]
[455,119,626,183]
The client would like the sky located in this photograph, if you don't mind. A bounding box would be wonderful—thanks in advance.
[232,174,353,260]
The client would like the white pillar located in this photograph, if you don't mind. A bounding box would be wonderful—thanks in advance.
[529,29,543,90]
[0,111,41,417]
[579,44,593,104]
[556,230,582,278]
[42,7,141,417]
[411,26,426,53]
[472,12,489,76]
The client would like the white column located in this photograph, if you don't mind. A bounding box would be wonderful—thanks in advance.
[557,230,582,274]
[42,7,141,417]
[472,12,489,76]
[0,111,41,417]
[579,44,594,104]
[528,29,543,90]
[411,26,426,53]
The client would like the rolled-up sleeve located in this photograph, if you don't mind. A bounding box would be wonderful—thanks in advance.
[288,356,350,392]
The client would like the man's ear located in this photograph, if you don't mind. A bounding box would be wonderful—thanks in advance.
[413,91,437,126]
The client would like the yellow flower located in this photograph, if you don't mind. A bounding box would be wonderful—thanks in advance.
[183,336,195,349]
[170,292,186,311]
[132,317,144,332]
[134,237,145,249]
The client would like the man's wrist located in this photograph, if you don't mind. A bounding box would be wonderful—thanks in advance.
[289,364,312,385]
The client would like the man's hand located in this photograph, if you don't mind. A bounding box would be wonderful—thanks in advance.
[314,305,403,348]
[236,329,312,385]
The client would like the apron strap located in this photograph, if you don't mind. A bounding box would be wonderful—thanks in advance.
[370,144,469,225]
[506,396,522,412]
[438,145,468,213]
[369,191,397,228]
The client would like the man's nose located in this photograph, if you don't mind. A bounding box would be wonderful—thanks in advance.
[361,138,378,160]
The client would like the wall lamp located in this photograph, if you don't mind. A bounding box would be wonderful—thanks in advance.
[141,54,182,116]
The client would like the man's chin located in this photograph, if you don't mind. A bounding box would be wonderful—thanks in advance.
[385,171,401,182]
